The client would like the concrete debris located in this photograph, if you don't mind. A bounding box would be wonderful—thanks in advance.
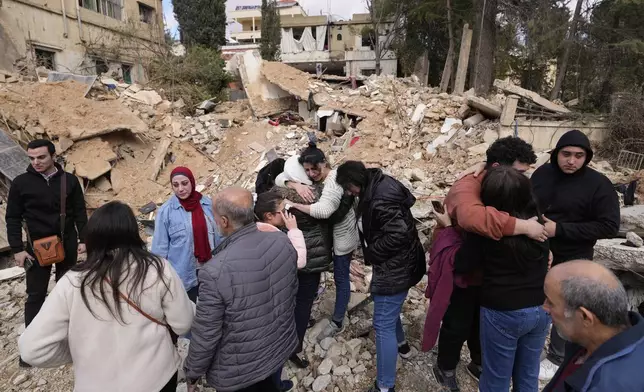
[411,104,427,124]
[124,89,163,106]
[625,232,644,248]
[467,96,502,118]
[493,79,571,114]
[463,113,485,128]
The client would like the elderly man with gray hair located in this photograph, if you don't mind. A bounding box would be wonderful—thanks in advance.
[184,187,299,392]
[542,260,644,392]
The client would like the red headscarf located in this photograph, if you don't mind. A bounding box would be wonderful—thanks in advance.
[171,167,211,263]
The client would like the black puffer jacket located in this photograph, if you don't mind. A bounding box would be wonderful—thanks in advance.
[274,185,332,274]
[358,169,426,295]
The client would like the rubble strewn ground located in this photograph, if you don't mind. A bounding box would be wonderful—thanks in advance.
[0,58,643,391]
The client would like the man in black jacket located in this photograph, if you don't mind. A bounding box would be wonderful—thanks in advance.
[531,130,620,381]
[337,161,426,392]
[6,139,87,367]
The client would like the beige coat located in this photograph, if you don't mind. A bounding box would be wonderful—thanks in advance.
[19,259,195,392]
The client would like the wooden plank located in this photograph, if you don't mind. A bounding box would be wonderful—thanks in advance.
[500,95,519,126]
[148,138,171,181]
[467,96,502,118]
[454,24,473,95]
[493,79,571,114]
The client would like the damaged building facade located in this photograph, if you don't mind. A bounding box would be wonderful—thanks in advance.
[280,13,397,78]
[0,0,164,83]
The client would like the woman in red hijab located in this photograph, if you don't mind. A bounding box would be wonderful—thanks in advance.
[152,167,220,303]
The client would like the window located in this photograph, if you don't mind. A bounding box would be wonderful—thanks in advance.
[293,27,304,40]
[35,48,56,70]
[361,33,374,48]
[138,2,155,24]
[336,33,343,41]
[93,58,109,75]
[122,64,132,84]
[361,68,376,76]
[79,0,122,20]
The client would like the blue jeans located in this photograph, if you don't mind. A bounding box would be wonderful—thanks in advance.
[373,290,408,389]
[332,252,353,325]
[479,306,551,392]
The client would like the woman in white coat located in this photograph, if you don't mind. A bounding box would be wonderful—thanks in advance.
[19,201,195,392]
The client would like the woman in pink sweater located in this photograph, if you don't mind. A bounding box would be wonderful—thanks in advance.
[255,190,307,269]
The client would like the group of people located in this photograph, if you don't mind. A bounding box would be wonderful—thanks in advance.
[6,130,644,392]
[424,131,644,392]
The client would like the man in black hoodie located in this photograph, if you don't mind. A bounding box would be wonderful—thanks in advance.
[5,139,87,367]
[531,130,620,381]
[337,161,426,392]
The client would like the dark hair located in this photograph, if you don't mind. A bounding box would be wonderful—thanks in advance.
[486,136,536,167]
[298,142,326,166]
[481,166,545,270]
[72,201,169,323]
[481,165,540,220]
[27,139,55,156]
[336,160,369,191]
[254,190,283,221]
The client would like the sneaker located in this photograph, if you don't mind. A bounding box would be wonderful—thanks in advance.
[466,362,482,382]
[398,341,413,359]
[288,353,309,369]
[366,381,395,392]
[317,319,346,341]
[539,358,559,381]
[19,358,31,368]
[432,365,460,392]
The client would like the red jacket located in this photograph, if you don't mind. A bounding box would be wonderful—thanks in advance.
[422,227,464,352]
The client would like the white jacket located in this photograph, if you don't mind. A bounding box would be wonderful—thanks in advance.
[19,259,195,392]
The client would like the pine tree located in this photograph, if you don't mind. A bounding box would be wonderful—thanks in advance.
[260,0,281,61]
[172,0,226,48]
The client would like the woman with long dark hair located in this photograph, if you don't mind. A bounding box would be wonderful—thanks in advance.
[19,201,195,392]
[465,166,551,392]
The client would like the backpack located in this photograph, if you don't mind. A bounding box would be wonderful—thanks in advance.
[255,158,285,195]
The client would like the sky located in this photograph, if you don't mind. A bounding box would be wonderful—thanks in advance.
[162,0,368,38]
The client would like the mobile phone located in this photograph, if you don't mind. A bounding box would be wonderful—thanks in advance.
[24,258,34,271]
[431,200,445,214]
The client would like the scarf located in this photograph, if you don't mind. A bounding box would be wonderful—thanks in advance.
[171,167,211,263]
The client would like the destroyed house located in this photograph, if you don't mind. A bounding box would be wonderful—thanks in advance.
[0,0,164,83]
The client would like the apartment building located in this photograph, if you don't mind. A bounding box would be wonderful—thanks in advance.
[0,0,164,83]
[280,13,397,78]
[227,0,306,45]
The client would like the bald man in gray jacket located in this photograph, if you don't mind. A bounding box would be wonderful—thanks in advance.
[185,187,298,392]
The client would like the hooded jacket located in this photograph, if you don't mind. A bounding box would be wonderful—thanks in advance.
[358,169,426,295]
[274,185,332,274]
[6,163,87,252]
[531,130,619,263]
[543,312,644,392]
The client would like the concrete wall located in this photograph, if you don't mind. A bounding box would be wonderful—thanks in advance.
[0,0,163,82]
[485,120,609,151]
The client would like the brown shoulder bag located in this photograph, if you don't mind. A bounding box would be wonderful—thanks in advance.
[26,173,67,266]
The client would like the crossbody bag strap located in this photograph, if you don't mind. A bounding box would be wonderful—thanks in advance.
[104,278,169,328]
[60,172,67,242]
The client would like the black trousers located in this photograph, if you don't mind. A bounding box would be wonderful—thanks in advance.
[294,271,321,354]
[437,285,482,370]
[236,375,279,392]
[25,238,78,327]
[159,372,178,392]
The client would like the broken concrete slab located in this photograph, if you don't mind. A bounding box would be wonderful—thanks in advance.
[440,118,463,134]
[594,239,644,273]
[621,205,644,231]
[94,176,113,192]
[0,266,24,282]
[124,89,163,106]
[411,104,427,124]
[54,137,74,154]
[498,120,608,151]
[238,51,292,117]
[0,128,30,181]
[467,142,489,155]
[65,139,117,181]
[149,138,172,181]
[261,61,314,101]
[467,96,502,118]
[494,79,571,114]
[248,142,266,153]
[463,113,485,128]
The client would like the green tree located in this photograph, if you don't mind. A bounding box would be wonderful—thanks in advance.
[260,0,282,61]
[172,0,226,48]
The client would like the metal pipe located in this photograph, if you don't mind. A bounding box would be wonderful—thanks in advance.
[75,0,83,40]
[60,0,69,38]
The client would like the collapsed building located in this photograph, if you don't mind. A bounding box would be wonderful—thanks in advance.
[0,51,643,391]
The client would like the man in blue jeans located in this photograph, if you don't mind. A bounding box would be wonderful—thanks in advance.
[337,161,426,392]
